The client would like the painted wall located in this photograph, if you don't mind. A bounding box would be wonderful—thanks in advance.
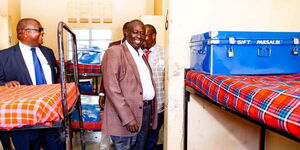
[0,16,9,49]
[0,0,20,49]
[188,95,260,150]
[164,0,300,149]
[154,0,162,15]
[140,15,165,48]
[8,0,20,45]
[20,0,154,57]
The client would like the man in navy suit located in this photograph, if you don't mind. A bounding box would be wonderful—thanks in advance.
[0,18,63,150]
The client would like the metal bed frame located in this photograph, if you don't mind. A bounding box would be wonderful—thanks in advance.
[183,69,300,150]
[57,21,85,150]
[0,22,85,150]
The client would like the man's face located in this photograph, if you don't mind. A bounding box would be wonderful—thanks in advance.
[126,22,145,50]
[143,27,155,49]
[22,20,44,47]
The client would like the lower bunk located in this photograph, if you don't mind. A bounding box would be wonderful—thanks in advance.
[184,70,300,150]
[0,83,81,149]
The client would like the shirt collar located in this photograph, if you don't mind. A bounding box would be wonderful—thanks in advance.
[19,41,31,51]
[125,40,144,56]
[19,41,39,51]
[143,44,157,53]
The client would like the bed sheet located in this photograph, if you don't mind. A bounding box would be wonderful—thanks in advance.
[0,83,79,130]
[185,71,300,139]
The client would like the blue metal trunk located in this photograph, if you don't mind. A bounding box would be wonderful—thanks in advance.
[190,31,300,75]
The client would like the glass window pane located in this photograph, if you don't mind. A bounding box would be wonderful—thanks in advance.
[68,29,112,63]
[74,30,89,39]
[92,29,112,39]
[92,40,111,50]
[77,41,90,52]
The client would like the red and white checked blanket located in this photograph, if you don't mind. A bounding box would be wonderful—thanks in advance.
[185,71,300,139]
[57,60,101,74]
[0,83,79,130]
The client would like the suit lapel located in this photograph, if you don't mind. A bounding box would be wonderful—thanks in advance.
[122,44,142,84]
[14,44,33,84]
[142,54,153,75]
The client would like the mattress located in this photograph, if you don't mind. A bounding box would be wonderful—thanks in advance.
[185,71,300,139]
[0,83,79,130]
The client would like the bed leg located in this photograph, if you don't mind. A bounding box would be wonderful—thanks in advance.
[259,127,265,150]
[184,89,190,150]
[77,96,86,150]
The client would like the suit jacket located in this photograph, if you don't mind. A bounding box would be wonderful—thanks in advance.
[146,44,165,113]
[108,40,122,48]
[0,43,59,85]
[102,42,158,136]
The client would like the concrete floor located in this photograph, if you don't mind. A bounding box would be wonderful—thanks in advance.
[72,131,103,150]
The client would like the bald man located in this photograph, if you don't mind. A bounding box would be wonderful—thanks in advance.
[0,18,62,150]
[101,19,158,150]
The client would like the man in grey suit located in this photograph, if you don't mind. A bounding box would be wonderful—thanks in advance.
[0,18,63,150]
[101,19,158,150]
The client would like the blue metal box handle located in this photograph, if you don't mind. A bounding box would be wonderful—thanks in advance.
[257,46,272,57]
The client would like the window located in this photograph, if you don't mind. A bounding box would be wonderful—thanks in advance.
[68,29,112,62]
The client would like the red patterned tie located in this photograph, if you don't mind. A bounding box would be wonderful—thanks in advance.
[145,50,151,60]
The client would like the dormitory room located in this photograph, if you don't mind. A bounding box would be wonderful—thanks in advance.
[1,0,300,150]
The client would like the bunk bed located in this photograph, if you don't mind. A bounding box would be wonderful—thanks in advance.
[59,34,102,131]
[0,22,85,150]
[184,69,300,150]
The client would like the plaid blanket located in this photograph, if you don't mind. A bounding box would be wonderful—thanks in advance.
[185,71,300,139]
[57,60,101,74]
[0,83,79,130]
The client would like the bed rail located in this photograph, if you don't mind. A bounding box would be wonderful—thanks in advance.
[57,21,85,150]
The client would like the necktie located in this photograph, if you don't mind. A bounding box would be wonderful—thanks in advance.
[31,48,47,85]
[145,50,151,60]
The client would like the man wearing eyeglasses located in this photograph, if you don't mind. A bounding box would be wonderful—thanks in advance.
[0,18,62,150]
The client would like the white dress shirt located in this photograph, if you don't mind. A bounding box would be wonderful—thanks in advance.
[19,42,53,85]
[126,41,155,101]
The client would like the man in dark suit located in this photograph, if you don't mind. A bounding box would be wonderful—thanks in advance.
[0,18,63,150]
[102,19,158,150]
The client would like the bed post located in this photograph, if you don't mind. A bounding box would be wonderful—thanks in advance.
[259,127,265,150]
[184,68,190,150]
[57,21,86,150]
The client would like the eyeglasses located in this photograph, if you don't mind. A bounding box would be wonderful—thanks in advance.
[24,28,44,32]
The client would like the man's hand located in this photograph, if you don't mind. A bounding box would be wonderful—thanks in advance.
[5,81,21,87]
[98,95,105,109]
[125,119,139,133]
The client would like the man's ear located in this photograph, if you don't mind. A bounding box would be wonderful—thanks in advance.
[152,33,156,40]
[124,30,129,38]
[18,30,27,41]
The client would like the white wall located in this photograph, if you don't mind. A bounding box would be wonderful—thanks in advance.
[0,16,9,49]
[188,95,260,150]
[165,0,300,149]
[20,0,154,57]
[0,0,20,49]
[140,15,165,47]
